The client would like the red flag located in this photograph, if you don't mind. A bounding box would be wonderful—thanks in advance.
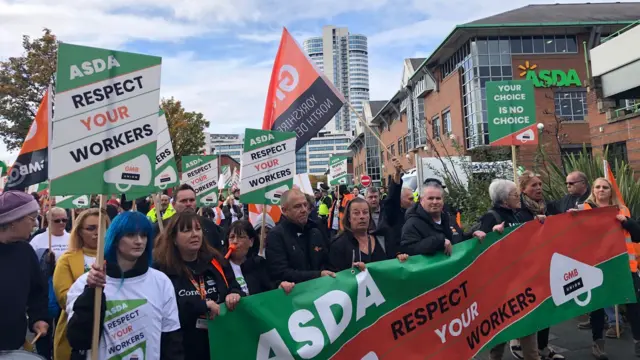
[604,159,624,206]
[262,28,345,150]
[5,88,51,191]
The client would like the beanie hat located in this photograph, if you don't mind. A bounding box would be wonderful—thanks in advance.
[0,191,40,225]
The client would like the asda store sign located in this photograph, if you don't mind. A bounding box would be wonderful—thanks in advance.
[518,61,581,88]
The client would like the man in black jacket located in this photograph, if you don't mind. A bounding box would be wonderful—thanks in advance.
[379,157,413,240]
[552,170,590,213]
[400,181,467,256]
[266,189,335,286]
[154,184,226,251]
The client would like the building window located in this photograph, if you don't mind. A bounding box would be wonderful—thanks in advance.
[554,90,588,121]
[404,136,409,154]
[390,144,395,156]
[606,141,628,166]
[398,139,403,155]
[432,115,441,140]
[442,110,452,134]
[509,35,578,54]
[561,144,592,168]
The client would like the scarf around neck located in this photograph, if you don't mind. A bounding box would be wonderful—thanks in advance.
[521,194,546,215]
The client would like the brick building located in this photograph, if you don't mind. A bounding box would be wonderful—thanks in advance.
[352,3,640,184]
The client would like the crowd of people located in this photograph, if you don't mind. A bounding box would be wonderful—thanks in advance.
[1,157,640,360]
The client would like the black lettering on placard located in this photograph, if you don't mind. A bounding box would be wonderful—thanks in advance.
[249,144,288,160]
[156,148,171,165]
[72,76,144,109]
[248,169,292,187]
[69,124,154,163]
[271,78,343,151]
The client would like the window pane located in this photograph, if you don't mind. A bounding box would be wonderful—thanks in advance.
[476,39,488,54]
[533,36,545,53]
[489,55,501,65]
[510,37,523,53]
[522,36,533,53]
[566,36,578,52]
[479,66,490,76]
[501,54,511,65]
[490,66,502,76]
[555,35,567,53]
[502,66,513,76]
[544,35,556,52]
[488,38,500,53]
[478,55,489,66]
[499,39,510,54]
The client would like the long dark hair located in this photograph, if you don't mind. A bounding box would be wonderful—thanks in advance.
[153,210,224,278]
[340,197,371,234]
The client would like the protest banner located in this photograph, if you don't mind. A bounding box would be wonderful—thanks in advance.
[219,165,232,190]
[55,195,91,209]
[240,128,296,205]
[181,155,219,206]
[209,207,635,360]
[4,89,51,191]
[49,43,162,195]
[261,28,345,151]
[27,181,49,195]
[329,156,349,185]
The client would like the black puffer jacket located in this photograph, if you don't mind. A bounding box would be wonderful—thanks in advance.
[400,203,466,256]
[266,216,330,285]
[328,227,395,272]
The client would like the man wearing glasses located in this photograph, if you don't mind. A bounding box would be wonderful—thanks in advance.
[30,207,70,261]
[552,171,590,213]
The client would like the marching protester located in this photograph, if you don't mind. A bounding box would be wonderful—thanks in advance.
[147,194,175,224]
[400,181,485,256]
[364,186,382,231]
[155,184,226,251]
[227,220,295,295]
[328,184,355,238]
[329,197,407,271]
[380,157,412,240]
[153,210,242,360]
[66,211,183,360]
[552,170,591,213]
[267,189,335,286]
[52,208,110,360]
[30,207,70,260]
[474,179,540,360]
[576,177,640,358]
[221,188,244,229]
[0,191,49,352]
[317,184,332,225]
[512,171,564,360]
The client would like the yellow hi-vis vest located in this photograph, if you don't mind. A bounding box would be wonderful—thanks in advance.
[147,204,176,223]
[318,196,330,216]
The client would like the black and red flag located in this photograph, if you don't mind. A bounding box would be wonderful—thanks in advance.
[262,27,346,151]
[4,88,51,191]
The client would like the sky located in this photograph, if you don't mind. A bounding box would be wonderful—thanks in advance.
[0,0,633,165]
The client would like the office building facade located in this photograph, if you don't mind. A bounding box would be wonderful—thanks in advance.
[208,133,243,163]
[303,25,370,134]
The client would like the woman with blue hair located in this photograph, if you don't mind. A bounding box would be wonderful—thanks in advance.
[65,211,184,360]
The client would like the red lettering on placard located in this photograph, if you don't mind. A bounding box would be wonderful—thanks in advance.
[254,159,279,171]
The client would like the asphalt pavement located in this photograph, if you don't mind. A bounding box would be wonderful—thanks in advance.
[476,316,638,359]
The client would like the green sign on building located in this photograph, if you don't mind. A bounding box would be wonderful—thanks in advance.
[486,80,538,146]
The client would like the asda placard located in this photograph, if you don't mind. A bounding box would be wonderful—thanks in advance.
[329,156,348,185]
[55,195,91,209]
[50,43,162,195]
[240,129,296,205]
[220,165,232,190]
[181,155,219,206]
[154,109,179,189]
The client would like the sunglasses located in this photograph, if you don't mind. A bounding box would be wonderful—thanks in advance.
[565,180,584,186]
[53,218,68,224]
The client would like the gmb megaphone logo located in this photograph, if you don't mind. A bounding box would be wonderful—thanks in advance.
[103,155,152,192]
[266,185,290,204]
[73,195,89,207]
[550,253,603,307]
[155,166,177,189]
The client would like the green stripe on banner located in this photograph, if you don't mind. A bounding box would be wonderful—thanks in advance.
[241,179,292,205]
[207,207,635,359]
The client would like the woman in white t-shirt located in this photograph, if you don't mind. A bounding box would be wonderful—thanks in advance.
[65,211,183,360]
[52,208,110,360]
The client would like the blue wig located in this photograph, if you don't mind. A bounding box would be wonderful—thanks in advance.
[104,211,155,266]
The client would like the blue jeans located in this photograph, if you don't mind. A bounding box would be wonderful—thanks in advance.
[605,306,623,326]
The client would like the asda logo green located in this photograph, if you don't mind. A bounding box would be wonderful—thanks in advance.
[518,61,581,88]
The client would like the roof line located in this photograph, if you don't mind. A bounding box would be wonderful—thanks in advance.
[408,20,639,82]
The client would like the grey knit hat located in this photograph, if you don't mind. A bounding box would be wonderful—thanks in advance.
[0,191,40,225]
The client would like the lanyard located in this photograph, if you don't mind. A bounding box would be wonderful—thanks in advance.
[189,276,206,300]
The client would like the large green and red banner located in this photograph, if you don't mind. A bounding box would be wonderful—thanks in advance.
[209,207,636,359]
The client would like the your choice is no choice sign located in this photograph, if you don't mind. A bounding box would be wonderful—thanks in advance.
[486,80,538,147]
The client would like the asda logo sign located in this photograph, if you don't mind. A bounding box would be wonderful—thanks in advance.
[518,61,581,88]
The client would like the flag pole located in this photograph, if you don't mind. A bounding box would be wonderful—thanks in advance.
[153,192,165,233]
[346,102,392,156]
[259,206,267,253]
[91,195,107,360]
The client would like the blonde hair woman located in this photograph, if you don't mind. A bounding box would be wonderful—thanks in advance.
[52,208,109,360]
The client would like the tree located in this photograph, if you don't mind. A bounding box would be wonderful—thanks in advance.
[161,97,210,169]
[0,29,57,151]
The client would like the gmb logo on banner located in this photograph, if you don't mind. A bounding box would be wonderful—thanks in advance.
[550,253,604,307]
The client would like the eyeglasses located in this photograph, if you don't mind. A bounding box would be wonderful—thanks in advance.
[566,180,584,186]
[53,218,68,224]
